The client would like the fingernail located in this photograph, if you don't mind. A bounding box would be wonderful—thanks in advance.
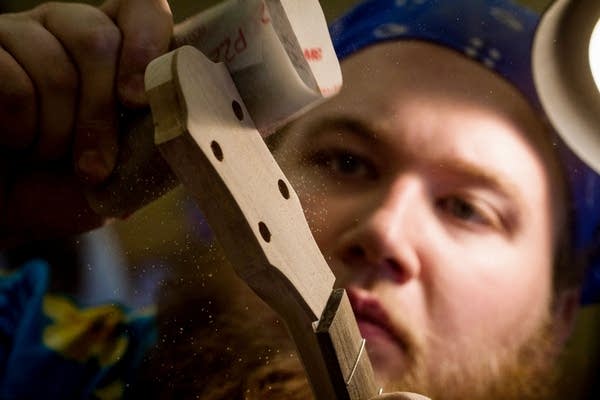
[120,73,147,107]
[78,150,109,182]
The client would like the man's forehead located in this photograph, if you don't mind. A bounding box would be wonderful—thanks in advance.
[341,41,525,107]
[333,40,556,154]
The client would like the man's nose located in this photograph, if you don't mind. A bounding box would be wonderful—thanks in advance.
[336,175,423,284]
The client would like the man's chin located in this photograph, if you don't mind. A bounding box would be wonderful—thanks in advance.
[359,321,413,389]
[382,320,560,400]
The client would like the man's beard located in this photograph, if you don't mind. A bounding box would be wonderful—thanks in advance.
[237,314,560,400]
[135,247,561,400]
[236,296,559,400]
[382,318,560,400]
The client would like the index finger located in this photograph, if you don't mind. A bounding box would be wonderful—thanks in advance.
[41,3,121,183]
[102,0,173,107]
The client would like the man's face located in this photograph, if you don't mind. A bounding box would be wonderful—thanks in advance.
[274,41,563,397]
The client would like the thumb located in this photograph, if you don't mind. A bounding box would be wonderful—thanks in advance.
[101,0,173,108]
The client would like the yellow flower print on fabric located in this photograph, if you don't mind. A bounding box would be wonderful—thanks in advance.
[93,380,124,400]
[42,294,128,367]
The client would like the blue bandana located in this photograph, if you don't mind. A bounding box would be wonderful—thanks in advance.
[329,0,600,304]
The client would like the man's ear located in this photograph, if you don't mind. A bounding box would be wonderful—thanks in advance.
[552,287,581,348]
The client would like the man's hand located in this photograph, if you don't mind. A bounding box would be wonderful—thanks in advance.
[0,0,172,247]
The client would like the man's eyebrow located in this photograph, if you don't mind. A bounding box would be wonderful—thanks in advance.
[303,116,380,144]
[435,157,522,201]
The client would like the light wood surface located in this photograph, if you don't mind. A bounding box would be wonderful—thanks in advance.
[317,289,380,399]
[146,45,379,400]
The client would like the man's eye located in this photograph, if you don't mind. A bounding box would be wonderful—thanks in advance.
[332,153,364,174]
[436,196,491,226]
[311,150,376,179]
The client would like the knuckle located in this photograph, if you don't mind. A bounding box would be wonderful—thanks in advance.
[43,63,77,94]
[77,21,121,57]
[32,2,55,15]
[0,74,35,113]
[30,2,62,21]
[0,12,33,27]
[124,36,162,65]
[0,12,20,22]
[0,66,36,148]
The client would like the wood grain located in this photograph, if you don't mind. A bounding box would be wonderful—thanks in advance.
[146,45,379,400]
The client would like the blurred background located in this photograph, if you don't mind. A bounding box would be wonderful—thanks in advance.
[2,1,598,399]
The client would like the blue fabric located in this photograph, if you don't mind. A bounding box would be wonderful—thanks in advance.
[0,260,156,399]
[329,0,600,304]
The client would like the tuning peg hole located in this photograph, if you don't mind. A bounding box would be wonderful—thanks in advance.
[232,100,244,121]
[259,222,271,242]
[278,179,290,199]
[211,141,224,161]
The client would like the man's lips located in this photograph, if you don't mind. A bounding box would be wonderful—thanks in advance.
[346,287,415,379]
[346,287,400,344]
